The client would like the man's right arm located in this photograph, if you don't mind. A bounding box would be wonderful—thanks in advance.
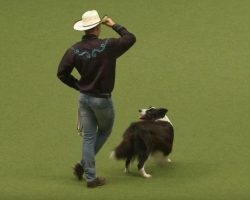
[57,49,79,91]
[103,18,136,58]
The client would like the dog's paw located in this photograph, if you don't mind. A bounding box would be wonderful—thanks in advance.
[143,173,152,178]
[157,157,172,166]
[139,167,152,178]
[124,168,130,173]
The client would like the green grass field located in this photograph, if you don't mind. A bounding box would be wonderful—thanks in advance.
[1,0,250,199]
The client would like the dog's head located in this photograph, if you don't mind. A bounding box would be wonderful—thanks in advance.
[139,107,168,120]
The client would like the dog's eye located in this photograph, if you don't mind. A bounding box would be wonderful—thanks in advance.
[147,106,156,111]
[146,109,153,113]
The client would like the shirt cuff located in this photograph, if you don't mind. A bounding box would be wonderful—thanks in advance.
[112,24,124,31]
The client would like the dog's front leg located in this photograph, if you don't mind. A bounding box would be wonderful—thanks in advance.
[158,157,172,166]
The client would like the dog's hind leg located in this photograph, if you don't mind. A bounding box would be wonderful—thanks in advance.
[124,156,132,173]
[137,153,151,178]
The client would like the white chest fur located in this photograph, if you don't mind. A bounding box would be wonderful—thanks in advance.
[157,115,173,125]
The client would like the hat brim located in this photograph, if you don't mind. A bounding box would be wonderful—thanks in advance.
[73,20,101,31]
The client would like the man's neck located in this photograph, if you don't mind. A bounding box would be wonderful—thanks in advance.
[82,34,98,41]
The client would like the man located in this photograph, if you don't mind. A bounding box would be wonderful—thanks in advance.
[57,10,136,188]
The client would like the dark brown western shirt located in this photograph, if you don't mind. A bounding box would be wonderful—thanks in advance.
[57,24,136,94]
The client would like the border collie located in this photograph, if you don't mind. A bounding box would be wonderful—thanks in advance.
[110,107,174,178]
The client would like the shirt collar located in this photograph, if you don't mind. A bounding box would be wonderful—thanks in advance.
[82,34,98,41]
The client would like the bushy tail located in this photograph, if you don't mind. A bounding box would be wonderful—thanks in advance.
[110,138,134,160]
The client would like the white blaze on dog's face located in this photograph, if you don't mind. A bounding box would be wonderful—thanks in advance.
[139,106,155,118]
[139,106,172,125]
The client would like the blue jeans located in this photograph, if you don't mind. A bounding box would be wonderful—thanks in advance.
[78,93,115,182]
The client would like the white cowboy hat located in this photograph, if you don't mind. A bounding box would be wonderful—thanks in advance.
[73,10,104,31]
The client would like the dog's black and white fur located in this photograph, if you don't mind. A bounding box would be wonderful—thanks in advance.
[110,107,174,178]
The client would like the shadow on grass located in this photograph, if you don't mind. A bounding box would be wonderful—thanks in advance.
[151,160,218,181]
[107,159,219,186]
[39,160,219,189]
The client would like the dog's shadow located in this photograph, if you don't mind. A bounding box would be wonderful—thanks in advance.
[123,160,217,182]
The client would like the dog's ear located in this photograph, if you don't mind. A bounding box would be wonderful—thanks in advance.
[160,108,168,117]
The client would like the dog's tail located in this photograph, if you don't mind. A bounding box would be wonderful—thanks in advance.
[110,138,134,160]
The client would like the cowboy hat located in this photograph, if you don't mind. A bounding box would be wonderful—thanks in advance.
[73,10,107,31]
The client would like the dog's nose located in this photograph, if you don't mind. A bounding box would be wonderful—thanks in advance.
[139,109,142,112]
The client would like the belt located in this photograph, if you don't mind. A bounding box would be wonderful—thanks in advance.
[82,92,111,98]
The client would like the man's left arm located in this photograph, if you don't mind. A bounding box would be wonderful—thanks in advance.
[57,49,80,91]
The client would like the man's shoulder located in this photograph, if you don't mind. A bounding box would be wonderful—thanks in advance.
[71,41,84,48]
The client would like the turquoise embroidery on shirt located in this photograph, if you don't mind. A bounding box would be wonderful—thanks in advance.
[78,51,91,59]
[71,39,108,59]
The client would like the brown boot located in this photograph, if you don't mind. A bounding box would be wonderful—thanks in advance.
[87,177,106,188]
